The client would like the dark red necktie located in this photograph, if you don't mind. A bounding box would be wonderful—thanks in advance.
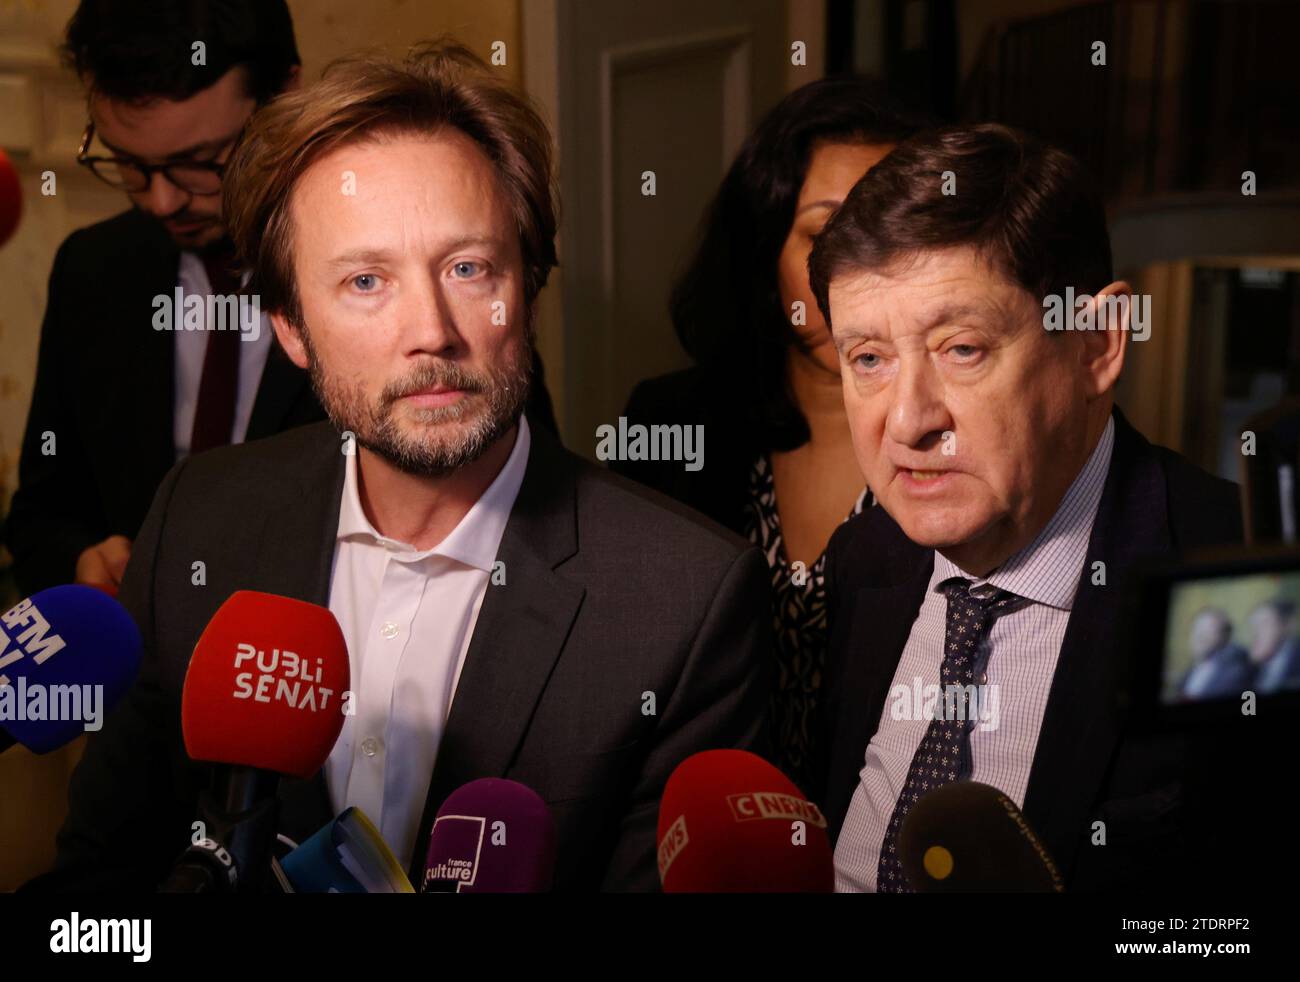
[189,249,243,454]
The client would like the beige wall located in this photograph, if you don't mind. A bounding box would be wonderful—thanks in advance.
[290,0,521,83]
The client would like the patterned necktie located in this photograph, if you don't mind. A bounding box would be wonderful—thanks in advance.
[189,247,243,454]
[876,577,1028,893]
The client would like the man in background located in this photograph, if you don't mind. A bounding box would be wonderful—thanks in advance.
[6,0,323,597]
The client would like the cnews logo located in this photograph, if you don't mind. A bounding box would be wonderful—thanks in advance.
[657,814,689,880]
[726,792,827,828]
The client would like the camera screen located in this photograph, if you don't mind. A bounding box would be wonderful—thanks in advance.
[1163,571,1300,704]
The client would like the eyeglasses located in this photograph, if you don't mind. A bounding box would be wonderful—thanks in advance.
[75,122,242,195]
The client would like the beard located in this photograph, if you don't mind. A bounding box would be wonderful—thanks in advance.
[301,329,533,478]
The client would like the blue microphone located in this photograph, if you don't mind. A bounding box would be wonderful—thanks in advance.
[279,807,414,893]
[0,585,143,753]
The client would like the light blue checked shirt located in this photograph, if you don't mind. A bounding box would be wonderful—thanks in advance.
[834,417,1115,892]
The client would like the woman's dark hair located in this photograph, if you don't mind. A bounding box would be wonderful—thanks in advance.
[63,0,300,104]
[671,75,927,452]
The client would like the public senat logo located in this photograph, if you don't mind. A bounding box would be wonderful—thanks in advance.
[231,642,336,711]
[726,792,827,827]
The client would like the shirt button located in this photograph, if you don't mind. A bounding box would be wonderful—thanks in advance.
[978,673,988,684]
[360,736,382,757]
[380,622,399,639]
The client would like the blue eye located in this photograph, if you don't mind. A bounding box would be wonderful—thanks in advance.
[452,261,481,279]
[351,274,379,292]
[854,352,880,370]
[949,344,979,359]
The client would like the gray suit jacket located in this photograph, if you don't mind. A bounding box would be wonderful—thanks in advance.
[49,420,771,891]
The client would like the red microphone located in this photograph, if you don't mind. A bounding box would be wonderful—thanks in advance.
[657,749,834,892]
[0,148,21,248]
[163,591,350,892]
[182,590,349,777]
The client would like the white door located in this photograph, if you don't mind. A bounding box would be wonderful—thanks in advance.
[526,0,793,455]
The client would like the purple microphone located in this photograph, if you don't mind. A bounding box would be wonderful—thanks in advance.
[421,778,556,893]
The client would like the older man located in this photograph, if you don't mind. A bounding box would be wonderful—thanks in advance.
[46,43,769,892]
[808,124,1243,892]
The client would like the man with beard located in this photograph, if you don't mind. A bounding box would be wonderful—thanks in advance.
[7,1,557,599]
[42,44,770,892]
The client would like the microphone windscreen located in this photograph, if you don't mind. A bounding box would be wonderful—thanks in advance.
[182,591,349,778]
[0,585,142,753]
[898,781,1065,892]
[422,778,555,893]
[657,749,833,892]
[281,807,414,893]
[0,148,20,248]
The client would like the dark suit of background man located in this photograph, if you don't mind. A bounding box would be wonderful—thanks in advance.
[2,0,560,598]
[44,42,769,892]
[806,124,1244,892]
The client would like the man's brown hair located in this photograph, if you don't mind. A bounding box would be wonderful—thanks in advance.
[808,123,1113,325]
[223,39,558,326]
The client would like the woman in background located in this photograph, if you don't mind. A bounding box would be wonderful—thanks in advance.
[613,77,926,795]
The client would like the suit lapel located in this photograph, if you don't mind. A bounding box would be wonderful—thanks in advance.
[405,425,585,881]
[252,424,347,845]
[827,570,930,837]
[1021,411,1172,879]
[251,423,345,604]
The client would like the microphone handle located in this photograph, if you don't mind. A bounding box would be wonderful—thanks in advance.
[160,858,223,893]
[160,766,282,893]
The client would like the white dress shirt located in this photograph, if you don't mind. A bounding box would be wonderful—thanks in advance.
[172,251,274,459]
[324,417,531,866]
[834,417,1115,892]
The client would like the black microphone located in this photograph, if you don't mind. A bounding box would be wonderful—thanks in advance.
[898,781,1065,892]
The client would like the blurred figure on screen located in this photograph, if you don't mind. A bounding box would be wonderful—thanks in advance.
[613,78,927,794]
[1178,607,1251,700]
[809,124,1244,892]
[1249,599,1300,693]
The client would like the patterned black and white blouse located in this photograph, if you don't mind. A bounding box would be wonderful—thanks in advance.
[742,453,872,795]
